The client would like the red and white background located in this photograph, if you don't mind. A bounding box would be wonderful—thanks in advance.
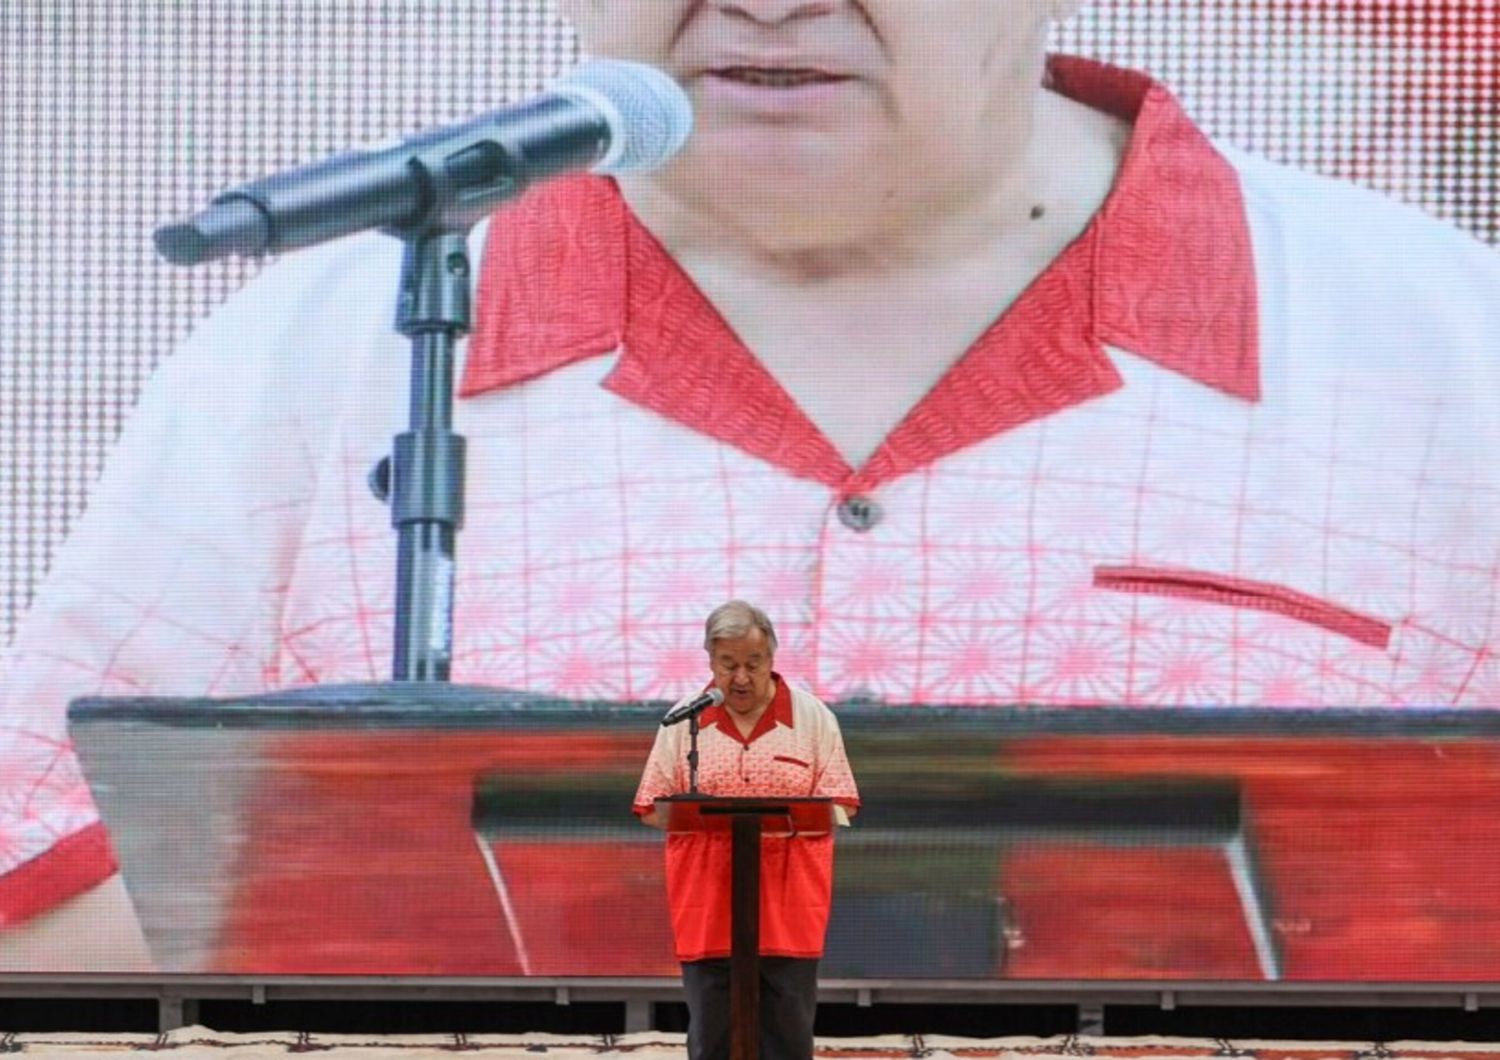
[1,0,1498,981]
[3,1,1497,644]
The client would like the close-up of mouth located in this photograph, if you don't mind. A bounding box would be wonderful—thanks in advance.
[709,66,852,89]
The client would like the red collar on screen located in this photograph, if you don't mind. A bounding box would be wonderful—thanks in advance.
[698,674,794,745]
[461,56,1259,493]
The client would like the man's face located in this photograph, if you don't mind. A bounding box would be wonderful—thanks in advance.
[708,628,776,715]
[560,0,1077,199]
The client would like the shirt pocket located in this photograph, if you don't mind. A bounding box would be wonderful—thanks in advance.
[770,747,819,797]
[1094,564,1393,651]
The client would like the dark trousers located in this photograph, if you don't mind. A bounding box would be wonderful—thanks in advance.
[681,957,819,1060]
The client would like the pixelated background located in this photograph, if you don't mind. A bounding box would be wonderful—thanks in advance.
[1,0,1496,645]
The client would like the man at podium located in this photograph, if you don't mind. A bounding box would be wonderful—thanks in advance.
[635,601,860,1060]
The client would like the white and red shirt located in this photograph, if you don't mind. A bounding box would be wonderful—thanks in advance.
[633,676,859,961]
[3,56,1500,929]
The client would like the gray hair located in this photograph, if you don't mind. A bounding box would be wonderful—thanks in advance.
[703,600,779,654]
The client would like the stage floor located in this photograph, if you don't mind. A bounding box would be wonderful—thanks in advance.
[7,1032,1500,1058]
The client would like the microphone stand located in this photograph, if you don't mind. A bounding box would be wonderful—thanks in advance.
[156,62,692,683]
[370,226,471,682]
[688,714,702,795]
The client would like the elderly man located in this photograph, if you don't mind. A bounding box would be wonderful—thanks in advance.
[4,0,1500,967]
[635,600,859,1060]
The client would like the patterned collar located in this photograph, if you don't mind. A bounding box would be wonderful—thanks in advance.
[461,56,1259,494]
[698,673,794,744]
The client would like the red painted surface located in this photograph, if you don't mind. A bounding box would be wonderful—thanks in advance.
[1003,737,1500,981]
[215,731,654,974]
[216,730,1500,979]
[490,842,677,976]
[999,845,1262,980]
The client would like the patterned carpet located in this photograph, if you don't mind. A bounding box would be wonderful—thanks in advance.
[4,1033,1500,1059]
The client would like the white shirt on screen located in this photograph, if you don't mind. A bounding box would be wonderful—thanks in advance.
[2,58,1499,925]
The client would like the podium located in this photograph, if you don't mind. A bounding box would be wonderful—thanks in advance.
[657,795,837,1060]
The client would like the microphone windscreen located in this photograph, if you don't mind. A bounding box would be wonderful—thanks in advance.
[554,59,694,175]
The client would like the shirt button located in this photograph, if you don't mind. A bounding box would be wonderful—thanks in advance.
[837,495,882,532]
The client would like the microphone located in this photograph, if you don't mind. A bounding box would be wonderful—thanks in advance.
[155,59,694,266]
[661,688,725,727]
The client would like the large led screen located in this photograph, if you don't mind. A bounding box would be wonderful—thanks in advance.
[2,0,1498,979]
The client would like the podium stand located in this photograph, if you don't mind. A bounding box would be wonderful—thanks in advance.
[657,796,837,1060]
